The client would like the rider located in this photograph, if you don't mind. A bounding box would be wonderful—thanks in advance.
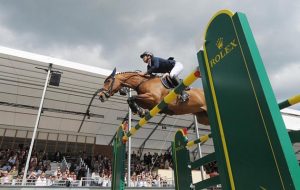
[140,51,189,102]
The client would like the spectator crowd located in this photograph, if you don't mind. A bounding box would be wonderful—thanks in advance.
[0,145,218,187]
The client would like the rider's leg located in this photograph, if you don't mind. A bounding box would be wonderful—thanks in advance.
[170,62,189,102]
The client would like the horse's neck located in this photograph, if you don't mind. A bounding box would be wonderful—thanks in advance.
[118,73,152,90]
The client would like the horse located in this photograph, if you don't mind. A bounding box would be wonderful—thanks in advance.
[98,68,209,125]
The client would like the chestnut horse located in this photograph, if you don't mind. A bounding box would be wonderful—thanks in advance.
[98,68,209,125]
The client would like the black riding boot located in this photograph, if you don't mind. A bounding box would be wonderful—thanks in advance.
[172,76,189,102]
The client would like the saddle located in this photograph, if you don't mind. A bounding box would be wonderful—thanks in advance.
[161,75,190,90]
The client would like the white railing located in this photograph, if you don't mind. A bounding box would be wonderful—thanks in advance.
[0,177,176,187]
[1,179,80,187]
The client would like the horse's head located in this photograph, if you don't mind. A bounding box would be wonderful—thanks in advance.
[98,68,122,102]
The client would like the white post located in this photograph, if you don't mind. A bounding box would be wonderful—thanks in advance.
[22,64,52,185]
[194,115,205,180]
[127,89,132,187]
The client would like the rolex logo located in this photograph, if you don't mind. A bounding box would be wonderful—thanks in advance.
[216,37,223,49]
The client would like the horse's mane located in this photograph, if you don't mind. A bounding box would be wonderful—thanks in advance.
[116,71,139,75]
[104,71,159,83]
[116,71,158,79]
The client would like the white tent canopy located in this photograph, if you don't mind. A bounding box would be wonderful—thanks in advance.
[0,46,298,158]
[282,108,300,131]
[0,46,208,153]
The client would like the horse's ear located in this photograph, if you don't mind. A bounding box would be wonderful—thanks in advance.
[112,67,117,77]
[108,67,117,78]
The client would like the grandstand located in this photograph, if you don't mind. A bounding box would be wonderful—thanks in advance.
[0,46,299,189]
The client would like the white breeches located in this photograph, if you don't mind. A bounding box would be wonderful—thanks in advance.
[170,61,183,78]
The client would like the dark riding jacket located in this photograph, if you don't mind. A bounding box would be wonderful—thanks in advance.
[146,56,175,75]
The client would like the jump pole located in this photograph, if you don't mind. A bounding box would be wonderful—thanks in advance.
[112,68,201,190]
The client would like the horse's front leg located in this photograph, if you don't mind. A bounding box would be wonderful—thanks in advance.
[127,93,158,117]
[127,96,138,114]
[127,96,147,117]
[134,93,159,117]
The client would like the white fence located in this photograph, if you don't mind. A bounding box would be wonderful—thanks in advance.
[0,177,175,188]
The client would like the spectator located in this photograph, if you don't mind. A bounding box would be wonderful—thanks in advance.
[53,166,61,176]
[77,166,86,180]
[129,174,137,187]
[54,151,61,162]
[9,166,18,178]
[42,152,48,161]
[70,171,77,181]
[1,170,11,184]
[102,174,109,187]
[27,171,37,183]
[2,162,11,171]
[47,175,54,186]
[152,175,160,187]
[35,172,47,186]
[164,159,170,169]
[8,153,17,165]
[91,170,100,185]
[56,171,62,181]
[45,161,51,171]
[30,155,38,169]
[147,152,152,166]
[69,161,76,172]
[136,175,143,187]
[98,173,104,186]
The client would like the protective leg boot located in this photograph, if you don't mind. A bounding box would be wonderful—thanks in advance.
[172,76,189,102]
[119,87,128,96]
[180,90,189,102]
[127,97,138,114]
[138,108,149,117]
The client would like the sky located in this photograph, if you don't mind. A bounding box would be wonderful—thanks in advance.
[0,0,299,109]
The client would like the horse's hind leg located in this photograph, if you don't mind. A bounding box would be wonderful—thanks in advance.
[195,111,210,125]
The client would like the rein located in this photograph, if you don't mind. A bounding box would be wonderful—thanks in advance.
[101,71,155,98]
[134,78,148,91]
[107,76,116,95]
[119,73,154,91]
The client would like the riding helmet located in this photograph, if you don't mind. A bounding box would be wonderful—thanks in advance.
[140,51,153,58]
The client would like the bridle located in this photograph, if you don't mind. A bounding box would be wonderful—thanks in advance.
[99,69,151,99]
[99,68,117,99]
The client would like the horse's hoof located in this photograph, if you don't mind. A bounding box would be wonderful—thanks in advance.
[138,109,145,117]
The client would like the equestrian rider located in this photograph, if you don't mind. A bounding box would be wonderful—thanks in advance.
[140,51,189,102]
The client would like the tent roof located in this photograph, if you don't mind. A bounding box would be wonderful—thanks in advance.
[0,46,209,152]
[0,46,298,158]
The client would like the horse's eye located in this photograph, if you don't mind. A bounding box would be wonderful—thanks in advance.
[105,79,111,84]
